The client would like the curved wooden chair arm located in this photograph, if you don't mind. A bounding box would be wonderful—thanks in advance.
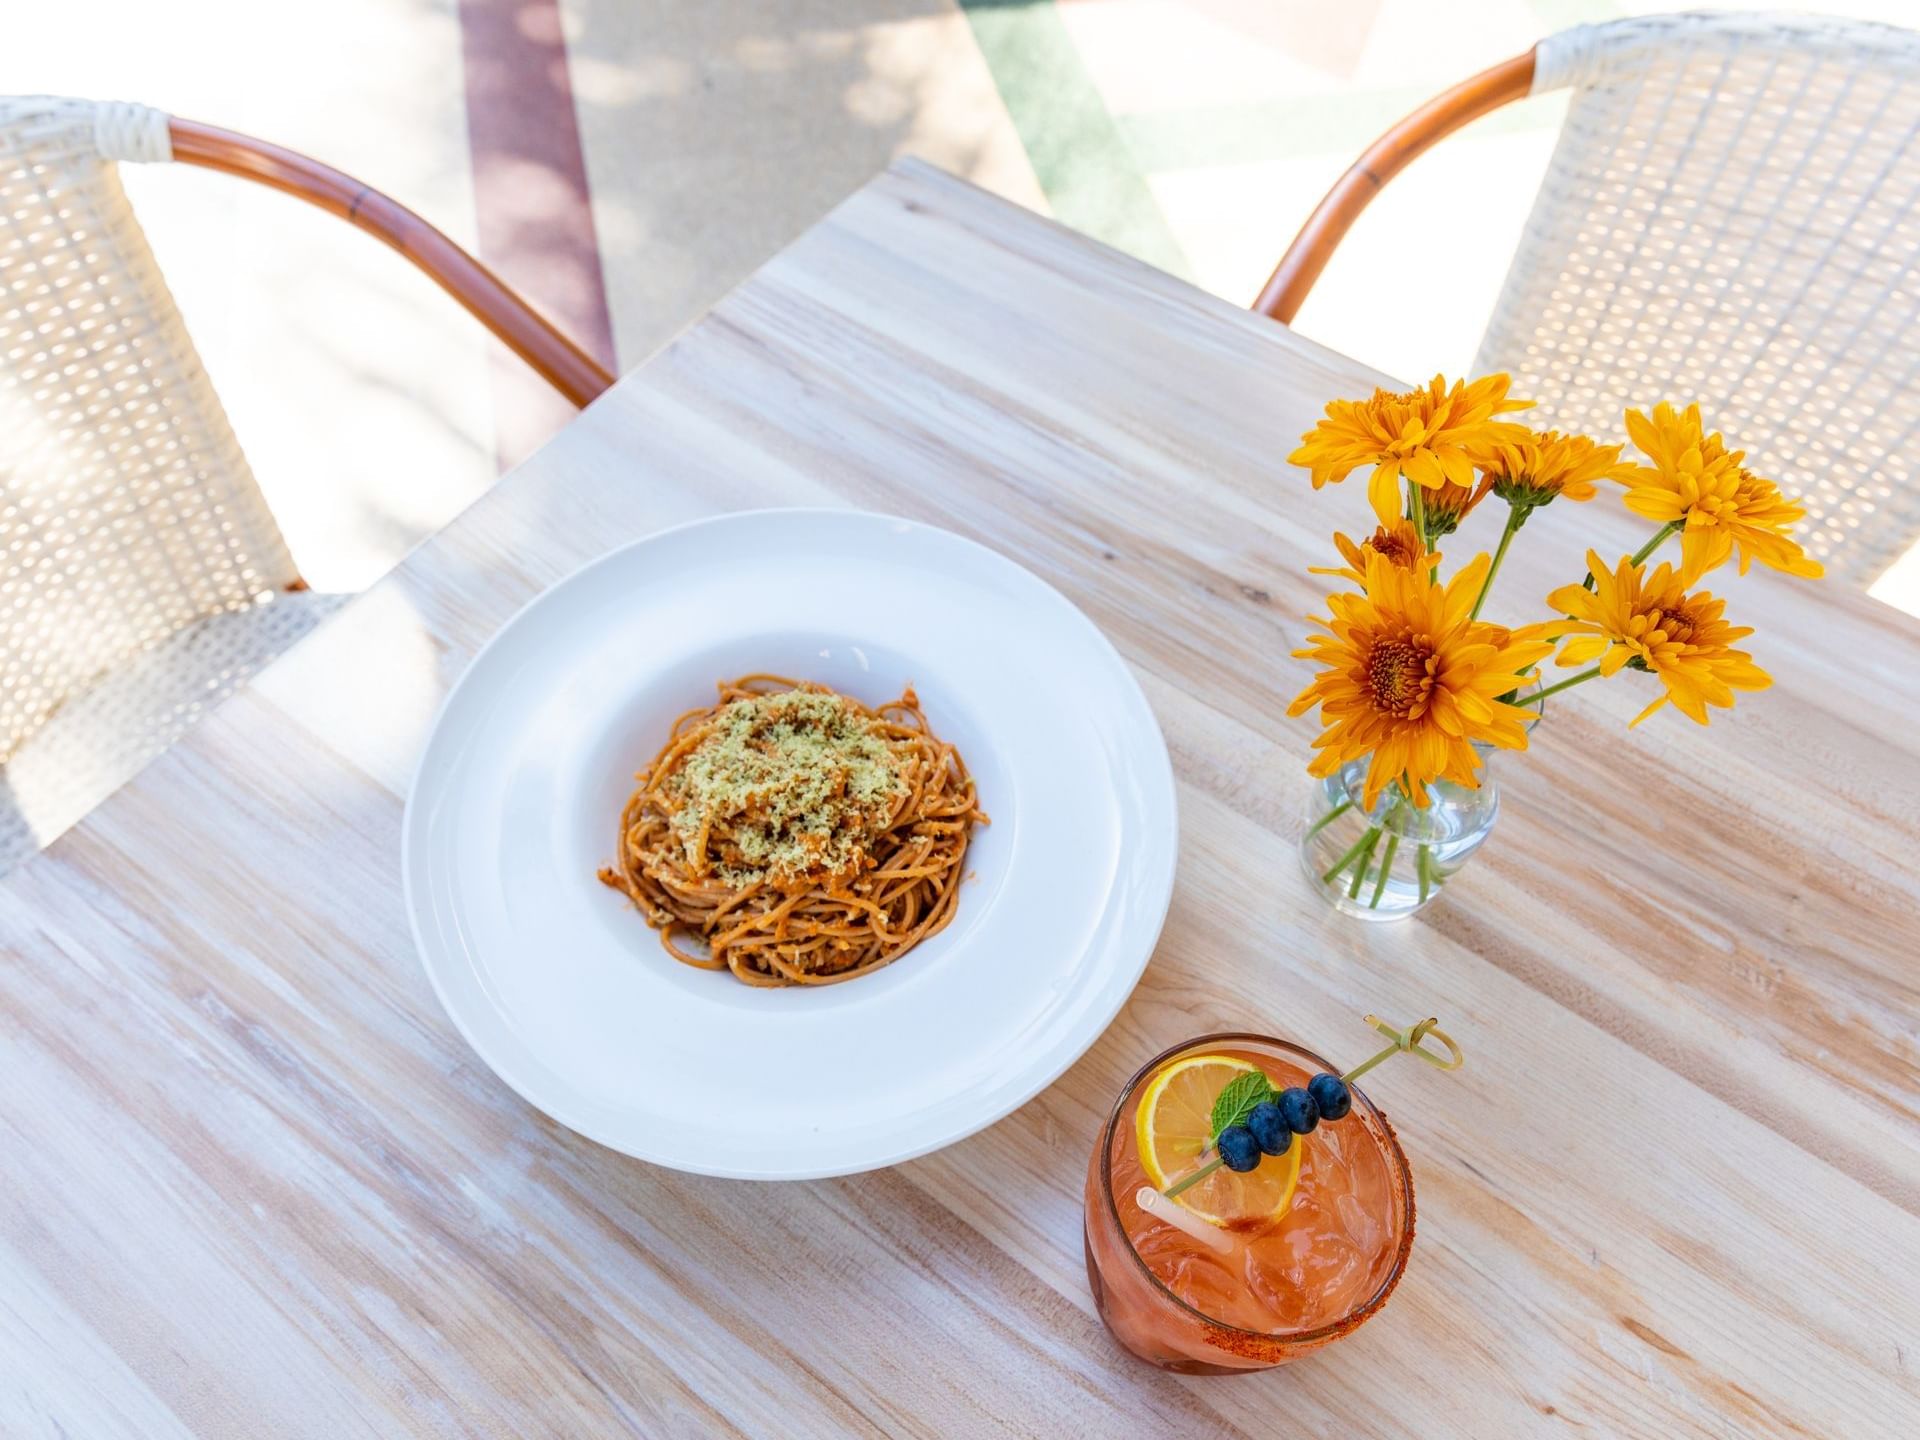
[168,118,615,409]
[1253,50,1538,326]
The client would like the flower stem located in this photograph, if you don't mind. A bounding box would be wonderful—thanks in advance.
[1583,519,1682,590]
[1470,506,1525,620]
[1632,519,1685,566]
[1408,480,1427,552]
[1417,843,1432,901]
[1530,665,1602,705]
[1346,828,1382,899]
[1302,798,1352,843]
[1320,827,1377,885]
[1368,831,1400,908]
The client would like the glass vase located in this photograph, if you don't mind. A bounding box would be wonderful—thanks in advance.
[1297,749,1499,921]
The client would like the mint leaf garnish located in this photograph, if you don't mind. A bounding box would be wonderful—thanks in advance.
[1209,1071,1275,1141]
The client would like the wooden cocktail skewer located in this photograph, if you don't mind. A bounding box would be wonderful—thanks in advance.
[1158,1015,1463,1203]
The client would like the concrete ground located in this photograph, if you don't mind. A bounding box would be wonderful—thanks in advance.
[7,0,1918,609]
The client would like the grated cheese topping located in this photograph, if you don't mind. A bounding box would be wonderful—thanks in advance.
[663,690,908,885]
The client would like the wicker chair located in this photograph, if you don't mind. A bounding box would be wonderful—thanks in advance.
[1257,11,1920,591]
[0,97,613,874]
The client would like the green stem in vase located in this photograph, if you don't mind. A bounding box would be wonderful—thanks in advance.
[1417,842,1432,902]
[1346,828,1382,899]
[1302,798,1352,843]
[1368,830,1400,908]
[1321,825,1377,885]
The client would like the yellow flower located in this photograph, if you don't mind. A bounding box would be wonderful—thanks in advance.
[1289,374,1533,527]
[1482,429,1629,511]
[1309,520,1439,584]
[1620,404,1823,580]
[1290,550,1557,809]
[1546,550,1772,726]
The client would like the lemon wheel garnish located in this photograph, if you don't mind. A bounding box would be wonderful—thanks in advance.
[1134,1054,1301,1227]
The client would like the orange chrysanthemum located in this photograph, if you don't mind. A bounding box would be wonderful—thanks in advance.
[1309,520,1439,584]
[1482,429,1630,512]
[1289,374,1533,527]
[1619,404,1822,580]
[1547,550,1772,726]
[1290,551,1557,809]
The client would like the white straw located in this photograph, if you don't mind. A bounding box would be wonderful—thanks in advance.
[1135,1187,1233,1254]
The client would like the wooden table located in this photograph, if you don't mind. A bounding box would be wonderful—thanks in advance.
[4,161,1917,1439]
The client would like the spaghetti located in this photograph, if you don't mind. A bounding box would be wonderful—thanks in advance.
[598,675,987,987]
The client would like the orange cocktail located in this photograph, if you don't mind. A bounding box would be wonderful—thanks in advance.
[1083,1033,1415,1372]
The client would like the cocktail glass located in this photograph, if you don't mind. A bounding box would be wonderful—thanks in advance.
[1083,1031,1415,1373]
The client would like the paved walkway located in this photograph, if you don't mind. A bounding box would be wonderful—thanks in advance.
[5,0,1914,609]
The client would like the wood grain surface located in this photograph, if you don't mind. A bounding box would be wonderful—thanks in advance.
[3,161,1917,1439]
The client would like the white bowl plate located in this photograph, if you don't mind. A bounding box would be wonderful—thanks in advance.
[403,509,1177,1178]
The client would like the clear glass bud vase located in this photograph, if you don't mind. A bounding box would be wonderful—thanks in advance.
[1298,749,1499,921]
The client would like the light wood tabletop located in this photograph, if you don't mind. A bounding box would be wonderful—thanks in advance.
[4,161,1917,1439]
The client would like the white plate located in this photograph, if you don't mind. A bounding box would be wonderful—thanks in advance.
[403,509,1177,1179]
